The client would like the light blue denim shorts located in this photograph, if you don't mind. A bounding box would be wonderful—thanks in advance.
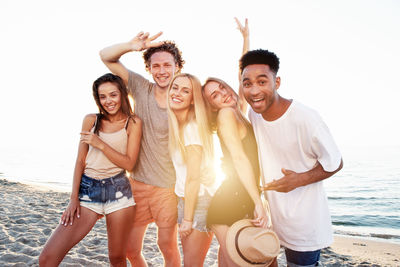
[177,192,212,232]
[79,171,135,215]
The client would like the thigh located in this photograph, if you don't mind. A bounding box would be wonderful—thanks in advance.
[181,229,213,265]
[285,248,321,267]
[126,224,148,253]
[41,207,99,264]
[131,180,154,226]
[211,224,240,267]
[157,224,178,246]
[106,206,135,254]
[149,186,177,228]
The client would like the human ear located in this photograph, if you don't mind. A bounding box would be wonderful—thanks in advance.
[275,76,281,90]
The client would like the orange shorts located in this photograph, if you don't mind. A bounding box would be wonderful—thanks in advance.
[130,179,178,228]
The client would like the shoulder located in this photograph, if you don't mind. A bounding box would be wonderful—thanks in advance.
[291,101,323,125]
[217,107,236,124]
[82,114,97,130]
[126,115,142,133]
[128,70,154,94]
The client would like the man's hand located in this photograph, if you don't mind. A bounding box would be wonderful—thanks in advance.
[129,31,164,51]
[262,168,304,193]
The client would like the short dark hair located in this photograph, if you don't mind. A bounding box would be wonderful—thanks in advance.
[239,49,280,75]
[143,41,185,72]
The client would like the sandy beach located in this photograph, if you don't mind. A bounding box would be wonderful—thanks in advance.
[0,179,399,266]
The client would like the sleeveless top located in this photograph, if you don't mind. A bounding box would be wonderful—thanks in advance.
[206,121,260,226]
[84,116,130,179]
[219,122,260,186]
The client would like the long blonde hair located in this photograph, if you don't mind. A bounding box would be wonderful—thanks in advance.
[202,77,251,132]
[167,73,214,164]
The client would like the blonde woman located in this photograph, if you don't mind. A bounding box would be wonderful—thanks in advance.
[202,17,274,267]
[167,73,216,267]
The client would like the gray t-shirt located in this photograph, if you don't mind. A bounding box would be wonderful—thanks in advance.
[128,71,176,188]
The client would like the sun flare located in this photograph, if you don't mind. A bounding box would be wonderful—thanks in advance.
[128,95,135,114]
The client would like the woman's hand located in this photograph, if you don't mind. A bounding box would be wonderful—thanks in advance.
[234,17,249,39]
[80,131,104,150]
[128,31,164,52]
[60,198,80,227]
[251,202,270,229]
[178,219,193,239]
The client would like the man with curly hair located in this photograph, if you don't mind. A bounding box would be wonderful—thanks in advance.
[240,49,343,267]
[100,32,183,267]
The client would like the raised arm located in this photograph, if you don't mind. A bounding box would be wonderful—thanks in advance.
[217,108,269,228]
[179,144,203,238]
[80,116,142,171]
[234,17,249,114]
[99,32,163,85]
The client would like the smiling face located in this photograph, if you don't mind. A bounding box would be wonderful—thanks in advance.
[242,64,280,115]
[168,76,193,112]
[98,82,122,115]
[203,80,238,111]
[149,51,178,89]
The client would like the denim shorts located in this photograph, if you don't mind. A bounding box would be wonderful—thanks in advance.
[79,172,135,215]
[177,192,212,232]
[285,248,321,267]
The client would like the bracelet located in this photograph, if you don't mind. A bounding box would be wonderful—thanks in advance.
[183,218,193,223]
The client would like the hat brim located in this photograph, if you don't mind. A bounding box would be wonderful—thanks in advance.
[226,219,279,267]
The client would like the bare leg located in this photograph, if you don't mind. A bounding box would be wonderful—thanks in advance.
[211,224,241,267]
[39,207,99,267]
[270,257,278,267]
[157,225,181,267]
[126,224,149,267]
[180,229,213,267]
[106,206,135,267]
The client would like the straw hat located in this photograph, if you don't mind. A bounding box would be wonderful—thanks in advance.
[226,219,280,267]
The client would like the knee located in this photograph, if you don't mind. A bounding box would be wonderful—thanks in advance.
[126,246,142,261]
[108,253,126,266]
[157,236,177,255]
[38,251,51,266]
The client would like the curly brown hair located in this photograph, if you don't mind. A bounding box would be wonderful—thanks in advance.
[143,41,185,72]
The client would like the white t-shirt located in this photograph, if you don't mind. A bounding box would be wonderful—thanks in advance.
[249,100,342,251]
[172,121,216,198]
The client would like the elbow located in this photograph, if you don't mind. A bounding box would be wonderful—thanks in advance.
[336,158,344,173]
[125,163,135,172]
[125,158,138,172]
[126,166,134,172]
[99,49,107,62]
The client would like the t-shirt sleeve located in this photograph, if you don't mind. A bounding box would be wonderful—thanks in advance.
[127,70,151,97]
[311,121,342,172]
[183,122,202,147]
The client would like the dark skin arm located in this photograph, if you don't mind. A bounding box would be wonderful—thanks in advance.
[262,159,343,193]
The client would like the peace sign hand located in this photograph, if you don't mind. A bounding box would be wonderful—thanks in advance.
[234,17,249,39]
[129,31,164,51]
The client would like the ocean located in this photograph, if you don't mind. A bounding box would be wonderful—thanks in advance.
[1,144,399,244]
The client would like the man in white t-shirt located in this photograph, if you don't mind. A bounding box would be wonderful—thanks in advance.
[239,49,343,267]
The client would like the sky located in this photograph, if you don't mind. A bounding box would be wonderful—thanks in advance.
[1,0,400,181]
